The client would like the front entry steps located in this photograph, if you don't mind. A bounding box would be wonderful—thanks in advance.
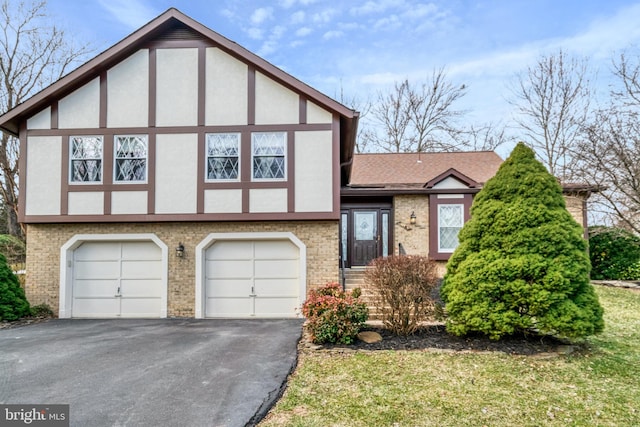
[341,267,381,319]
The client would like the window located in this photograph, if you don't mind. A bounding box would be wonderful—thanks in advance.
[70,136,103,183]
[114,135,147,182]
[206,133,240,181]
[252,132,286,180]
[438,204,463,252]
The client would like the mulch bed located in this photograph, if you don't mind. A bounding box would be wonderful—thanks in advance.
[306,324,581,356]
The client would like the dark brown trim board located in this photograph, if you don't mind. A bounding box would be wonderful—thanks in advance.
[247,66,256,125]
[148,48,157,128]
[287,131,295,212]
[17,122,28,221]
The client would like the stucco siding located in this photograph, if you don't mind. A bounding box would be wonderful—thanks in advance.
[111,191,148,215]
[155,133,198,213]
[26,107,51,130]
[67,192,104,215]
[255,72,298,124]
[156,48,198,126]
[205,48,248,125]
[25,136,62,216]
[107,49,149,128]
[306,101,332,124]
[249,188,288,213]
[58,78,100,129]
[295,130,333,212]
[203,189,243,213]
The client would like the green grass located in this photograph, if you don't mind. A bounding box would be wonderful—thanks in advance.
[260,286,640,426]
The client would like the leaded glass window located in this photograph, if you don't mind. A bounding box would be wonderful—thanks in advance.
[252,132,286,180]
[438,204,463,252]
[114,135,147,182]
[70,136,103,183]
[206,133,240,180]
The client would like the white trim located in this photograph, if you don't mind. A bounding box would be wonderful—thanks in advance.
[113,134,149,184]
[438,204,464,253]
[204,132,241,182]
[59,233,168,318]
[195,232,306,318]
[68,135,104,184]
[251,131,287,182]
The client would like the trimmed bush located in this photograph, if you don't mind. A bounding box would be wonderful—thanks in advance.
[302,282,368,344]
[441,142,604,340]
[589,226,640,280]
[0,253,30,321]
[365,255,440,335]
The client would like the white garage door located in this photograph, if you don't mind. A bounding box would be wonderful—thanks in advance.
[205,240,300,318]
[72,241,163,318]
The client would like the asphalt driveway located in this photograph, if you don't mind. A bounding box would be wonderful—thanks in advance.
[0,319,303,427]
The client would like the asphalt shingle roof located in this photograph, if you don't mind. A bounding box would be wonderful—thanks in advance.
[349,151,503,188]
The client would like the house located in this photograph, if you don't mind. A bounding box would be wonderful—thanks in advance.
[341,152,593,276]
[0,9,358,319]
[0,9,594,319]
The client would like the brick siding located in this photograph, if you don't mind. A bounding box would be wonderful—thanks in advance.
[25,221,338,317]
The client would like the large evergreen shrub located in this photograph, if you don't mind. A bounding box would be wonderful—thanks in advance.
[0,253,30,321]
[589,226,640,280]
[441,142,604,340]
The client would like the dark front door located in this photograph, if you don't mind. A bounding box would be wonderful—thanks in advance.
[353,210,378,266]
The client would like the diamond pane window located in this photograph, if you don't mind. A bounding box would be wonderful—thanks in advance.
[206,133,240,180]
[70,136,103,183]
[252,132,286,180]
[438,204,463,252]
[115,135,147,182]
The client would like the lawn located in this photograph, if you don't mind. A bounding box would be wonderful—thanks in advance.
[260,286,640,426]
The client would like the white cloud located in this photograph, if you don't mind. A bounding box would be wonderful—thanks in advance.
[251,7,274,25]
[323,30,344,40]
[296,27,312,37]
[312,8,338,24]
[291,10,305,24]
[279,0,297,8]
[350,0,404,16]
[247,27,264,40]
[98,0,157,30]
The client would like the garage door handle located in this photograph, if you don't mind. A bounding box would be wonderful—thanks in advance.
[115,287,121,297]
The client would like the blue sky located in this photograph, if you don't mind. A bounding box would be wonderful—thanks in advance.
[46,0,640,155]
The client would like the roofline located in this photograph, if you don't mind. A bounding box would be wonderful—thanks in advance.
[0,7,357,136]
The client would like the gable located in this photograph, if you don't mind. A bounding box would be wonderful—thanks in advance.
[1,8,359,224]
[431,176,470,189]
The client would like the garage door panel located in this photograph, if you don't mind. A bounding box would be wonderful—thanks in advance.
[204,239,301,318]
[74,242,121,260]
[74,261,120,280]
[206,241,253,259]
[121,242,162,260]
[254,297,298,317]
[121,279,162,297]
[72,241,164,318]
[254,240,298,259]
[206,279,252,297]
[72,298,120,318]
[254,259,298,279]
[121,298,162,317]
[206,260,253,279]
[254,279,299,297]
[121,260,163,279]
[206,298,253,317]
[73,280,119,297]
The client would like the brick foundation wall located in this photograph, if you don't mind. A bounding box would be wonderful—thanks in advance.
[25,221,338,317]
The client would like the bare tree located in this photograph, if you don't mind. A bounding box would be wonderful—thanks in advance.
[334,84,372,153]
[361,68,467,153]
[509,49,593,180]
[572,51,640,232]
[0,0,90,238]
[459,121,511,152]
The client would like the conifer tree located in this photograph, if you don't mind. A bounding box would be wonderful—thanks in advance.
[0,253,30,321]
[441,142,604,339]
